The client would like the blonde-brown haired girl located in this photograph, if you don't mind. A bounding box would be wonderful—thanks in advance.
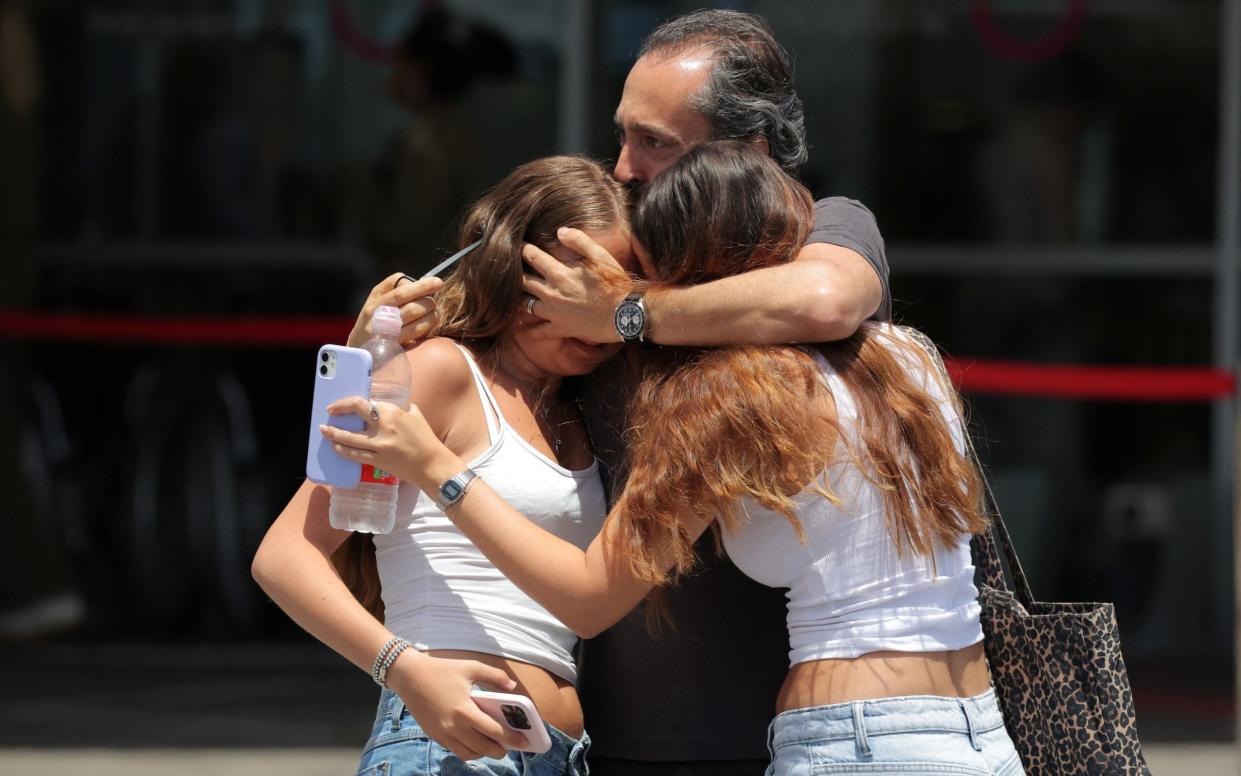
[255,155,632,776]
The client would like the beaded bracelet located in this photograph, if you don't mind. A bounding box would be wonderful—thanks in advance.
[375,639,414,688]
[370,637,405,686]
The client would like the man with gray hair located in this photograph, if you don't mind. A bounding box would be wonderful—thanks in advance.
[524,10,892,775]
[524,10,889,349]
[625,5,810,172]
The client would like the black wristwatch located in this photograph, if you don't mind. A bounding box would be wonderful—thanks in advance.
[614,292,648,342]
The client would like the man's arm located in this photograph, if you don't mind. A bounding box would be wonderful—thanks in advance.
[521,197,889,346]
[643,242,880,345]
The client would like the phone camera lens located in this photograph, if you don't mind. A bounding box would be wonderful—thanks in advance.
[500,704,531,730]
[319,365,328,376]
[321,352,330,362]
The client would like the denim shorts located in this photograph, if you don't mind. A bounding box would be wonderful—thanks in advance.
[356,688,591,776]
[766,689,1025,775]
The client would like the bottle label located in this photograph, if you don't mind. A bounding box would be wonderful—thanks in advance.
[360,464,399,486]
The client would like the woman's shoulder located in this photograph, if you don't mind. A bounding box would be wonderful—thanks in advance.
[810,323,945,397]
[864,323,958,405]
[400,338,486,437]
[403,337,476,398]
[864,322,937,364]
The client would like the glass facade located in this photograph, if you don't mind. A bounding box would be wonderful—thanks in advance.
[43,1,567,267]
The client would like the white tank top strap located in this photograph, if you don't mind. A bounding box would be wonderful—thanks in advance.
[450,343,503,443]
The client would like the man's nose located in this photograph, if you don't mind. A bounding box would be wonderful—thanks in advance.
[613,144,643,185]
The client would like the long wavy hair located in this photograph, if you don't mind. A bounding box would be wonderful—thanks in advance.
[610,141,987,587]
[332,156,629,620]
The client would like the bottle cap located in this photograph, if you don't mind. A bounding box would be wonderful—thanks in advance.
[372,305,403,337]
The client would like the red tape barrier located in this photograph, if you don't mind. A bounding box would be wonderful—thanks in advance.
[945,358,1234,402]
[0,310,1234,402]
[0,310,351,348]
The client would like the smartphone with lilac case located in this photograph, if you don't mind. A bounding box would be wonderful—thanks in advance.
[306,345,372,487]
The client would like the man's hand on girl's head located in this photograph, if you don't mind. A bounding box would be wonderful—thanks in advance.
[519,227,633,344]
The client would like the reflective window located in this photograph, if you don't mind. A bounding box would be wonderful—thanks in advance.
[593,1,1220,244]
[42,1,567,276]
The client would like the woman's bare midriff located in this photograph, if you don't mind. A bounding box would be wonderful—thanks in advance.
[428,649,583,738]
[776,642,991,714]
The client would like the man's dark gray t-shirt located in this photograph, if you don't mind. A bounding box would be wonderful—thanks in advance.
[575,196,891,762]
[806,197,890,321]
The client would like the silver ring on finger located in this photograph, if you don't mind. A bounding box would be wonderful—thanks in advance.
[369,400,380,422]
[525,294,538,316]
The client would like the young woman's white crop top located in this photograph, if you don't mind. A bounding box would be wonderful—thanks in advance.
[373,344,608,683]
[721,326,984,665]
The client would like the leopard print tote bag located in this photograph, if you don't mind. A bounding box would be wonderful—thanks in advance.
[971,476,1151,776]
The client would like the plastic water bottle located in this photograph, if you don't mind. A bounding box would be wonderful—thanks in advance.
[329,305,411,534]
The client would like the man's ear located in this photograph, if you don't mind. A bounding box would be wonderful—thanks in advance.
[748,134,771,157]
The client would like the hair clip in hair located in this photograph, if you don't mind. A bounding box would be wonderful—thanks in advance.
[421,238,484,279]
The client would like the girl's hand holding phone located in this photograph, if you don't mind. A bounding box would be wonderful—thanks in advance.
[386,649,528,760]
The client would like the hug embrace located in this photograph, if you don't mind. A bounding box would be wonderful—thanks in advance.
[254,9,1148,776]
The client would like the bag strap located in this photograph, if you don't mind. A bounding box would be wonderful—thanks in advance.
[965,437,1037,607]
[970,531,1006,594]
[915,337,1038,606]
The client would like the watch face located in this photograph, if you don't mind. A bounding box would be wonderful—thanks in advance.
[441,480,464,502]
[615,301,645,340]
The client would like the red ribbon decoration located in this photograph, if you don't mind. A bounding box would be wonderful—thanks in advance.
[329,0,399,64]
[329,0,445,65]
[970,0,1089,63]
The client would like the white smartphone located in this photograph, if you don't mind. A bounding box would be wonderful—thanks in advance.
[470,689,552,754]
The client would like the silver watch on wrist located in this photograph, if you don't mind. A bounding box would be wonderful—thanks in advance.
[614,292,648,342]
[434,468,479,511]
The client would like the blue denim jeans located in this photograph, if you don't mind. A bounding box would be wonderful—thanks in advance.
[766,690,1025,775]
[357,688,591,776]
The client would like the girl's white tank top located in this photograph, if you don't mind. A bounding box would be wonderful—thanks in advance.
[374,344,608,682]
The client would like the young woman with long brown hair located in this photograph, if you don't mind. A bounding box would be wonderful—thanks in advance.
[322,141,1026,775]
[253,155,633,776]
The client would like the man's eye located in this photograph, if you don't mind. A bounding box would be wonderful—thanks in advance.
[642,135,666,150]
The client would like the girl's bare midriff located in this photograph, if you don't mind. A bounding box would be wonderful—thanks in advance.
[776,642,990,714]
[429,649,583,738]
